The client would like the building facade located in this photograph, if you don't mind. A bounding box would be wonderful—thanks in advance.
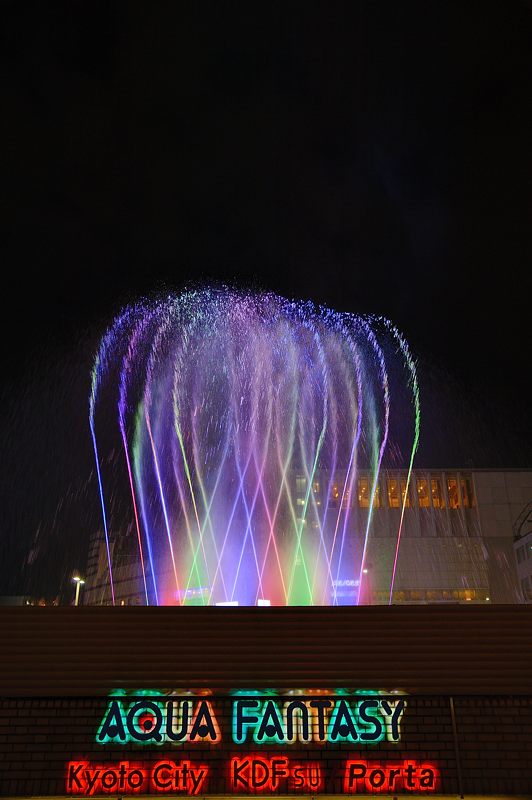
[514,500,532,602]
[83,469,531,606]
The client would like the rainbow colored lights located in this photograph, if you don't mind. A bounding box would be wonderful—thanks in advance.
[90,289,420,605]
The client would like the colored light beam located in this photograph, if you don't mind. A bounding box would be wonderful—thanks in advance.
[89,289,420,606]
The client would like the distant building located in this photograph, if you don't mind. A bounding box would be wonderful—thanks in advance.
[514,501,532,602]
[0,596,32,606]
[84,469,532,606]
[0,596,59,606]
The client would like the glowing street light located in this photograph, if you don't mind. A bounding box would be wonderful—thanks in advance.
[72,574,85,606]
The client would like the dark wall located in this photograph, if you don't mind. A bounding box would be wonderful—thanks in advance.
[1,605,532,695]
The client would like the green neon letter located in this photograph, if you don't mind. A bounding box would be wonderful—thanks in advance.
[96,699,127,743]
[328,699,359,742]
[255,700,284,743]
[233,699,260,743]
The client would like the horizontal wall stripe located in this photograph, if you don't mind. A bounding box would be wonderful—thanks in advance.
[2,605,531,696]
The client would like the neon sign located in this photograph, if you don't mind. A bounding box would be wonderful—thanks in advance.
[345,760,439,792]
[63,691,442,796]
[233,697,404,743]
[66,760,209,795]
[96,692,405,746]
[230,756,322,792]
[96,697,221,744]
[66,757,440,795]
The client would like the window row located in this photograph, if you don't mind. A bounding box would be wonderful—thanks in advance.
[516,542,532,564]
[296,473,476,511]
[373,587,486,603]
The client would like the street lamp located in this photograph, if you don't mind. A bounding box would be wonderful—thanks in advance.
[72,574,85,606]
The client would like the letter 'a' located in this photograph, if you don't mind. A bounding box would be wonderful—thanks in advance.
[97,700,126,743]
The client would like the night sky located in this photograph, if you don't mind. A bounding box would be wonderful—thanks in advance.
[1,2,531,597]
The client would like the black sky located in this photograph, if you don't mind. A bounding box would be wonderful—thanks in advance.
[1,2,531,596]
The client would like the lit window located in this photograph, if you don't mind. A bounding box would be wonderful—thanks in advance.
[313,480,320,494]
[400,479,411,508]
[296,498,305,506]
[373,482,381,509]
[431,477,444,508]
[296,476,306,494]
[387,478,400,508]
[358,478,369,508]
[451,588,477,601]
[447,476,460,509]
[417,478,430,508]
[330,484,340,507]
[341,488,350,510]
[461,476,475,508]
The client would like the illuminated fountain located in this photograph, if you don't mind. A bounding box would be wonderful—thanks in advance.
[90,289,419,605]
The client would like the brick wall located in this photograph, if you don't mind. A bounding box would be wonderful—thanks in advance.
[1,695,531,795]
